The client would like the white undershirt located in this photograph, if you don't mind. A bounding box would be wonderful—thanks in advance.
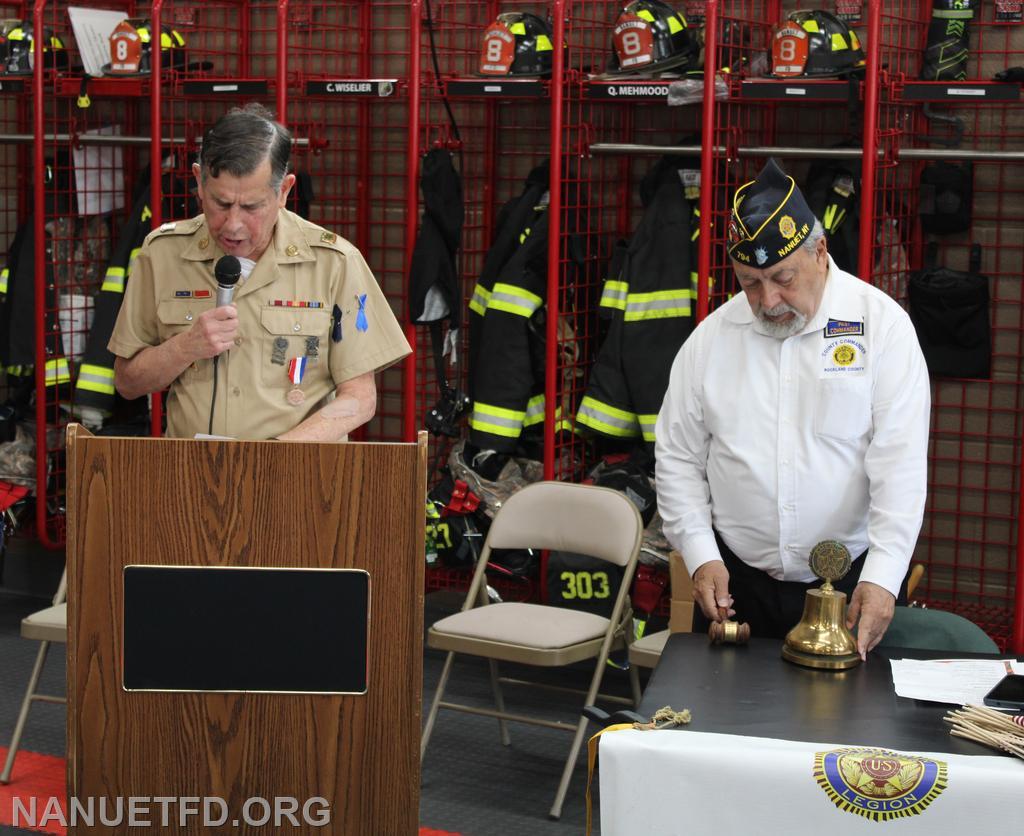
[237,257,257,283]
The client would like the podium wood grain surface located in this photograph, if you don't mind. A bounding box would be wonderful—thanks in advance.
[66,427,427,834]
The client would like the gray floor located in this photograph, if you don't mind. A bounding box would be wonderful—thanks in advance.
[0,554,639,835]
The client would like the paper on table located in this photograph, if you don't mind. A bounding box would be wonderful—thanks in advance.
[890,658,1024,705]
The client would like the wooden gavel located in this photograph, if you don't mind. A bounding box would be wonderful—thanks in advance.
[708,619,751,645]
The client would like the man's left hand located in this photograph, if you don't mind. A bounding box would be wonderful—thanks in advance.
[846,581,896,660]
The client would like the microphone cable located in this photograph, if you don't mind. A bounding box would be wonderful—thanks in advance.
[207,255,242,435]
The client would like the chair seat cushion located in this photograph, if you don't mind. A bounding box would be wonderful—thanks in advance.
[628,629,670,668]
[21,603,67,643]
[430,602,610,650]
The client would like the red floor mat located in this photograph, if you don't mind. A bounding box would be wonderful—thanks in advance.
[0,747,460,835]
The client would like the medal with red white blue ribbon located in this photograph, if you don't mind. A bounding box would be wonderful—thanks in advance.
[286,357,306,405]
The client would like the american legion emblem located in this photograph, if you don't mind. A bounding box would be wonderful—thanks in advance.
[813,747,947,821]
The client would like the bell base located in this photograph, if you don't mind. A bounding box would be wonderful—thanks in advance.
[781,643,861,670]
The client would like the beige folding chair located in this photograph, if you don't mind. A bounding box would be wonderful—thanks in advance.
[0,568,67,784]
[420,481,643,820]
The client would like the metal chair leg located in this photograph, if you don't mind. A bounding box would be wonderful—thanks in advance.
[549,714,590,820]
[1,641,50,784]
[420,650,456,761]
[487,659,511,746]
[629,661,642,707]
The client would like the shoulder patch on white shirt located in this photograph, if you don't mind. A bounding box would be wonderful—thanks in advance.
[821,338,867,377]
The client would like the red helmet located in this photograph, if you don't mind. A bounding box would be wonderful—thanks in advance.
[608,0,698,76]
[478,12,555,77]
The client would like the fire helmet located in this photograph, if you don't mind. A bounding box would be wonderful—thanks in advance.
[2,20,68,75]
[771,9,866,78]
[478,12,554,77]
[608,0,698,76]
[107,18,187,75]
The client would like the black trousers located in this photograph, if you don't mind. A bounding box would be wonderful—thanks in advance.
[691,532,908,640]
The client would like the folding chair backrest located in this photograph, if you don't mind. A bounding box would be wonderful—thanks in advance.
[484,481,641,567]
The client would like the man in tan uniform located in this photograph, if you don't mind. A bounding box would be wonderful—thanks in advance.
[109,104,410,440]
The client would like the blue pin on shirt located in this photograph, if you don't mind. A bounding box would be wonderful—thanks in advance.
[356,294,368,332]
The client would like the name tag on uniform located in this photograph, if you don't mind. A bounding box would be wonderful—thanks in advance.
[820,338,867,377]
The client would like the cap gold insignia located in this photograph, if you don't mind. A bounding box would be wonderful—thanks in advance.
[285,243,299,257]
[320,231,336,244]
[198,237,209,250]
[779,215,797,239]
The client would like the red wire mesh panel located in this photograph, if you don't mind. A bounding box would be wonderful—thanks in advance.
[561,1,705,481]
[27,1,154,546]
[0,2,35,530]
[280,0,413,442]
[876,1,1024,649]
[414,1,553,471]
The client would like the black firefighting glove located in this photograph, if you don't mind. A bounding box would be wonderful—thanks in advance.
[921,0,976,81]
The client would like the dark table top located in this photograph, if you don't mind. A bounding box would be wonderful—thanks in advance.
[638,632,1023,757]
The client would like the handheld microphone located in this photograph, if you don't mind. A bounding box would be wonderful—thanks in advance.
[214,255,241,307]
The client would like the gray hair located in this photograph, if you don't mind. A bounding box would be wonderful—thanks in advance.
[198,103,291,190]
[801,218,826,252]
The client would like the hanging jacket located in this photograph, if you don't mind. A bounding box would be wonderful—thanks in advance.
[73,171,196,419]
[0,218,69,388]
[804,155,861,276]
[467,159,592,454]
[468,179,551,452]
[577,155,699,447]
[467,160,550,404]
[409,148,464,329]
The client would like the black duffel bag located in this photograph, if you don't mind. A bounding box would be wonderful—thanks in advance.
[908,243,990,379]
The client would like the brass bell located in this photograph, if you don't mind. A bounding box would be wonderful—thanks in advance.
[781,540,861,670]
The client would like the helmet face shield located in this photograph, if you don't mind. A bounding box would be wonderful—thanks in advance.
[771,9,865,78]
[608,0,697,76]
[478,12,554,77]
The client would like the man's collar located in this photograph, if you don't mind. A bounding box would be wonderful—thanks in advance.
[179,208,316,265]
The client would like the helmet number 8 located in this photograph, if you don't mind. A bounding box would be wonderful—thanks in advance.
[485,36,503,64]
[115,38,128,61]
[620,30,643,56]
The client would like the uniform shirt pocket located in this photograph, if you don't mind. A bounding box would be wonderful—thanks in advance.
[157,298,213,383]
[259,307,331,386]
[814,378,872,441]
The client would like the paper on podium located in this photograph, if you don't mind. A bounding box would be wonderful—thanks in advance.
[890,658,1024,705]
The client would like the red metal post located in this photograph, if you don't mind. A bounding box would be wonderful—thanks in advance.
[149,0,165,437]
[31,0,52,544]
[1015,457,1024,653]
[543,0,566,482]
[697,0,718,323]
[277,0,289,122]
[857,0,882,283]
[403,0,423,442]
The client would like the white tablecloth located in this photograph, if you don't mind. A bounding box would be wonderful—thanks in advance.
[599,728,1024,835]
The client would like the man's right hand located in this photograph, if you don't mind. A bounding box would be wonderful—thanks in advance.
[692,560,735,622]
[184,305,239,360]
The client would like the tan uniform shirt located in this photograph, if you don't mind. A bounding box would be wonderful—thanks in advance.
[108,208,411,439]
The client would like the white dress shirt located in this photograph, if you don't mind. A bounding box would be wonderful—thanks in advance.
[654,255,930,597]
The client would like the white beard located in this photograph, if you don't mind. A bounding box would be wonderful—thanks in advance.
[758,303,808,339]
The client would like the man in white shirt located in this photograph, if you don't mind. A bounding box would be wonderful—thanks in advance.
[655,159,930,659]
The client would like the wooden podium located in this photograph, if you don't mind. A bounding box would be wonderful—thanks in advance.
[65,426,427,834]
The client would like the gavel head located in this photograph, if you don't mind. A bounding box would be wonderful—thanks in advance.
[709,620,751,645]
